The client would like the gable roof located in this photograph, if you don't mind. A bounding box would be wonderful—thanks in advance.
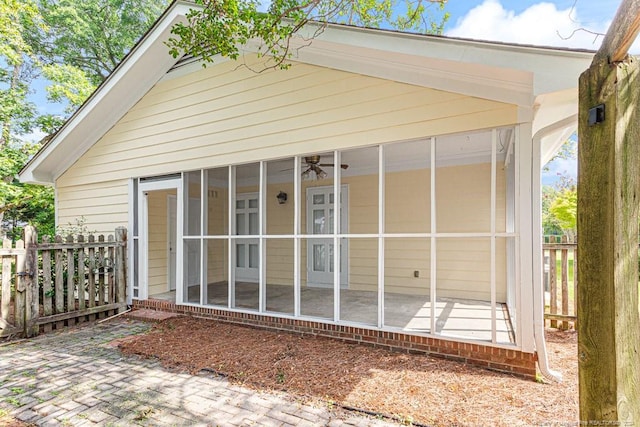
[19,1,594,185]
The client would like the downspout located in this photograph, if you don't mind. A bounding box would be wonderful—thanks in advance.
[531,114,577,383]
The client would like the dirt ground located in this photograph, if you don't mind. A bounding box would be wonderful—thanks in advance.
[118,316,578,426]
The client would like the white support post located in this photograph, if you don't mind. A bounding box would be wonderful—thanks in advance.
[201,170,207,306]
[333,150,341,322]
[259,162,267,313]
[378,145,385,329]
[294,156,301,317]
[228,166,236,309]
[490,129,498,343]
[430,137,437,334]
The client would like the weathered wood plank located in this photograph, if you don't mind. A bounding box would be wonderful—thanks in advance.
[549,236,558,329]
[116,227,127,311]
[66,235,76,327]
[35,241,124,250]
[98,235,106,304]
[0,248,28,256]
[542,243,578,250]
[41,236,52,333]
[36,303,126,324]
[578,55,640,423]
[77,235,86,320]
[87,235,96,322]
[1,239,12,328]
[54,235,64,330]
[15,239,26,334]
[561,236,569,330]
[544,313,577,322]
[108,235,115,304]
[594,0,640,64]
[25,226,39,337]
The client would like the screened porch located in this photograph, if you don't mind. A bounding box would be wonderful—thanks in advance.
[136,127,519,346]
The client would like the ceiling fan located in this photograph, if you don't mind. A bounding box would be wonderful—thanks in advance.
[301,155,348,180]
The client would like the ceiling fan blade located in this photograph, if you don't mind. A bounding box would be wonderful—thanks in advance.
[318,163,349,170]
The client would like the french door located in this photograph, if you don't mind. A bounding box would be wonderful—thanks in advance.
[306,185,348,287]
[235,193,259,282]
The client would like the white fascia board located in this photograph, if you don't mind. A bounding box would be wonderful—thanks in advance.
[19,2,194,185]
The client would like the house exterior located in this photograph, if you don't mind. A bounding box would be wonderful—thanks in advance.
[19,1,593,379]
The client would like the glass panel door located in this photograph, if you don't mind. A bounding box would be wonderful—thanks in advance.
[235,192,259,282]
[306,186,348,287]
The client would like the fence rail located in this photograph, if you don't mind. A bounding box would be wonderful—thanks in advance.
[543,235,577,329]
[0,226,127,338]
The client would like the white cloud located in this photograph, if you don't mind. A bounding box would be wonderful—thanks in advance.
[446,0,614,51]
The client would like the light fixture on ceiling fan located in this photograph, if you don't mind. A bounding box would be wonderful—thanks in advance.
[301,155,349,180]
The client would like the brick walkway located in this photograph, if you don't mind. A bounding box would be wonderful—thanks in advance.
[0,319,398,426]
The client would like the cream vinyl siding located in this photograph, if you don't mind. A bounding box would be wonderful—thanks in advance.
[56,54,516,191]
[56,179,128,235]
[147,189,174,296]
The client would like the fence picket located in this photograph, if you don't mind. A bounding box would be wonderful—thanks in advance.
[66,235,76,327]
[42,235,53,333]
[560,235,569,330]
[54,235,64,330]
[88,234,96,321]
[77,235,86,321]
[1,239,13,333]
[98,235,106,304]
[549,236,558,329]
[543,235,577,328]
[108,235,115,304]
[0,228,127,338]
[15,239,26,332]
[25,226,38,337]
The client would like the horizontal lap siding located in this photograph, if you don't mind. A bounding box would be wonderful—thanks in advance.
[56,179,129,234]
[57,55,517,191]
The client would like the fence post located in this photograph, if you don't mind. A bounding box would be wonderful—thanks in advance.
[25,226,39,337]
[15,239,26,334]
[115,227,127,312]
[1,239,12,329]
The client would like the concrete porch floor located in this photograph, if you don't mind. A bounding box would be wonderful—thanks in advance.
[151,282,514,344]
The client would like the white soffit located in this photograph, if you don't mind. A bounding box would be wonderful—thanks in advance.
[296,23,593,100]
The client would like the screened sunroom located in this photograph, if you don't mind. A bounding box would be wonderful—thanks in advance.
[132,126,518,346]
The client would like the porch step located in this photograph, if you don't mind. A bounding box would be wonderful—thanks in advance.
[126,308,180,322]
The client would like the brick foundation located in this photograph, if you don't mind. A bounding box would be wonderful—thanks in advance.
[132,299,538,380]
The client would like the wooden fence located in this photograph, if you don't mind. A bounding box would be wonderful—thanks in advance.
[0,226,127,338]
[543,235,577,329]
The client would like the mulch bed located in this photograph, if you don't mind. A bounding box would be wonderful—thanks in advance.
[118,316,577,426]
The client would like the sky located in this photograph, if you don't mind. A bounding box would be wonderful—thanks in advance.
[28,0,629,185]
[441,0,625,186]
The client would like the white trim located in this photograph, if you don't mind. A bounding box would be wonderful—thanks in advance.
[377,145,385,329]
[138,177,182,302]
[127,179,136,304]
[490,129,497,343]
[294,156,301,317]
[333,151,341,322]
[430,137,437,334]
[167,194,177,292]
[18,5,593,186]
[228,166,236,308]
[259,161,267,312]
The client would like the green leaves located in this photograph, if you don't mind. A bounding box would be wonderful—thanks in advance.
[42,64,95,111]
[167,0,449,70]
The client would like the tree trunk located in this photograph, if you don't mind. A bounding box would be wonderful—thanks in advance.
[0,62,22,147]
[577,56,640,423]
